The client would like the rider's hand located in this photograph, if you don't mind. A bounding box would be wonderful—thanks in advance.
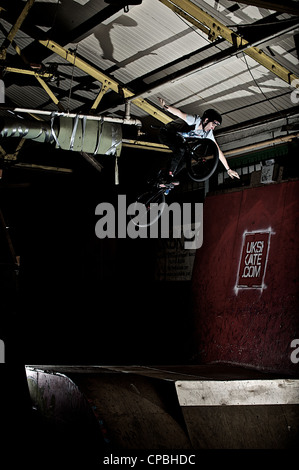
[158,97,166,108]
[227,168,240,179]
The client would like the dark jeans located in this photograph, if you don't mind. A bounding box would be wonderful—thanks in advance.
[159,125,186,175]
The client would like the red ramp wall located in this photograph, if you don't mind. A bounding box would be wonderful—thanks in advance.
[192,181,299,375]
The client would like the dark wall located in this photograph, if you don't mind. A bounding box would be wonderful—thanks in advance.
[192,180,299,375]
[1,145,194,366]
[2,143,298,374]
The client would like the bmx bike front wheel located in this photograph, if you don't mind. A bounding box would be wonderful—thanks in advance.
[129,190,166,228]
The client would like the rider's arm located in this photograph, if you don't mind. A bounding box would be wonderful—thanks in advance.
[216,141,240,179]
[158,97,240,179]
[158,97,188,121]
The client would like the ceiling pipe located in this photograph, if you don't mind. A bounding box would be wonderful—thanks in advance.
[0,107,142,127]
[0,115,123,156]
[123,130,299,156]
[224,132,299,158]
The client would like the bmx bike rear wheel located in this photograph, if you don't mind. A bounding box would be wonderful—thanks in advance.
[186,138,219,182]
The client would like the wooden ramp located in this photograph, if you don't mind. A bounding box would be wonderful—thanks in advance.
[26,364,299,451]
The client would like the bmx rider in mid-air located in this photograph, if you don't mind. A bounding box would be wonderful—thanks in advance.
[158,97,240,184]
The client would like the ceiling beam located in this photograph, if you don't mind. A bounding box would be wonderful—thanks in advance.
[128,16,298,103]
[5,66,52,79]
[159,0,298,85]
[226,0,299,16]
[39,39,172,124]
[49,4,127,45]
[218,105,299,135]
[34,75,65,111]
[126,38,225,94]
[4,66,65,109]
[122,139,171,152]
[223,132,299,157]
[0,0,35,60]
[0,3,128,71]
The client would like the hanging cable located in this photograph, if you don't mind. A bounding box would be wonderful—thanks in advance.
[49,0,60,38]
[67,45,78,112]
[242,51,284,118]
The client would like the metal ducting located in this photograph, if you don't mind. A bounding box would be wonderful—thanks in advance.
[0,116,122,156]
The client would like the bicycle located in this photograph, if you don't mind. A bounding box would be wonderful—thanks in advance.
[130,124,219,228]
[129,171,175,228]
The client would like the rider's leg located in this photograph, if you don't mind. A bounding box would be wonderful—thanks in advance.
[159,126,185,182]
[169,148,185,175]
[172,157,186,176]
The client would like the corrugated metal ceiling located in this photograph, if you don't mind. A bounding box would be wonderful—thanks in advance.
[0,0,298,153]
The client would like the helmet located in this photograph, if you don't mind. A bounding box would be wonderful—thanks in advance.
[202,108,222,125]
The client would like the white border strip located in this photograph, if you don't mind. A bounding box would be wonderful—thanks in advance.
[175,379,299,406]
[234,227,275,294]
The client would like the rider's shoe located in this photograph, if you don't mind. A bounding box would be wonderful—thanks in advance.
[158,171,180,187]
[158,179,180,188]
[168,171,180,185]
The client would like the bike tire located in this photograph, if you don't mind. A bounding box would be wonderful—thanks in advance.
[186,138,219,182]
[129,190,166,228]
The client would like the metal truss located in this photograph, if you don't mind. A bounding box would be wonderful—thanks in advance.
[0,0,298,156]
[159,0,298,85]
[0,0,172,124]
[38,39,172,123]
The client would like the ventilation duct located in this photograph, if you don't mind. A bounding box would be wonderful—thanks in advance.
[0,116,122,156]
